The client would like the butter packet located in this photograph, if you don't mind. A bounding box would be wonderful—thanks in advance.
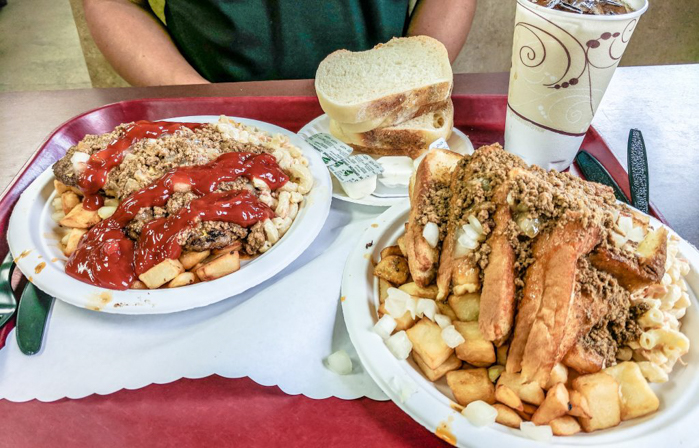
[305,133,384,183]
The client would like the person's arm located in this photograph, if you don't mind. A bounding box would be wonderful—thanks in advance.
[83,0,209,86]
[407,0,477,63]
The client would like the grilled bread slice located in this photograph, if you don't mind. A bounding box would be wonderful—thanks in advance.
[437,145,526,302]
[315,36,453,124]
[519,216,602,387]
[405,148,463,287]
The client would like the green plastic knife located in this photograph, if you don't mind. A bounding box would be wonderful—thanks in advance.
[0,253,18,329]
[575,150,631,205]
[15,282,53,355]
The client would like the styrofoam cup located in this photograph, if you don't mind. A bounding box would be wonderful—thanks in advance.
[505,0,649,171]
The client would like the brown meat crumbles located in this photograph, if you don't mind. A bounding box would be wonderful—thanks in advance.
[576,258,642,366]
[52,120,303,256]
[433,144,665,364]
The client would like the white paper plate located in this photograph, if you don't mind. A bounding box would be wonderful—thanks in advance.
[341,202,699,447]
[7,116,332,314]
[298,114,474,207]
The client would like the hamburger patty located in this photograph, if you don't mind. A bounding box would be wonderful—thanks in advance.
[52,121,282,253]
[53,123,271,199]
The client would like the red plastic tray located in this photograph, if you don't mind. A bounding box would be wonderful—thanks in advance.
[0,95,666,447]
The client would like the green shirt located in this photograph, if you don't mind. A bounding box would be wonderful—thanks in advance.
[160,0,411,82]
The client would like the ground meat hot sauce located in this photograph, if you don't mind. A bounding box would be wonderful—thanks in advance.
[66,151,288,290]
[78,120,205,210]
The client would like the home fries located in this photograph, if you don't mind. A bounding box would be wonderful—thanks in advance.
[51,116,313,290]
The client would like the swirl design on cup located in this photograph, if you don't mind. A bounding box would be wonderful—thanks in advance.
[508,4,639,136]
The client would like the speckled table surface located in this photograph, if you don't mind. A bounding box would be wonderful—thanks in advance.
[1,65,697,244]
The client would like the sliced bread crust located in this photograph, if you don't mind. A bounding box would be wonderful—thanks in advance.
[329,100,454,159]
[315,36,453,124]
[405,149,463,287]
[335,99,450,134]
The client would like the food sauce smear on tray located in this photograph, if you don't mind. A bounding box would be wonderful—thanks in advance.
[66,145,288,290]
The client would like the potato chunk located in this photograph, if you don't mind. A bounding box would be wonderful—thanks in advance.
[179,250,211,270]
[139,259,185,289]
[572,372,621,432]
[194,252,240,281]
[436,301,457,321]
[448,293,480,322]
[413,352,461,381]
[497,371,545,406]
[406,318,453,370]
[604,362,659,421]
[54,179,69,194]
[374,255,409,285]
[493,404,523,428]
[167,272,198,288]
[550,416,581,436]
[378,278,391,304]
[495,384,523,411]
[453,321,496,367]
[378,303,415,331]
[399,282,439,299]
[61,191,81,214]
[396,235,407,256]
[446,368,495,406]
[568,389,592,418]
[59,203,100,229]
[380,245,403,259]
[496,344,509,366]
[62,228,87,257]
[531,383,569,425]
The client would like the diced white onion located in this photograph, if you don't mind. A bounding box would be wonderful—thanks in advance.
[373,315,397,340]
[422,222,439,248]
[458,234,479,251]
[453,241,469,259]
[385,288,412,319]
[389,375,417,403]
[441,325,465,348]
[468,215,483,235]
[462,223,480,241]
[173,182,191,193]
[462,400,497,427]
[611,208,620,222]
[104,198,120,207]
[416,299,438,321]
[627,226,645,243]
[611,232,628,248]
[385,331,413,360]
[326,350,352,375]
[617,215,633,236]
[70,152,90,172]
[520,422,553,442]
[435,313,452,329]
[405,296,417,319]
[252,177,270,191]
[97,206,116,219]
[52,197,63,211]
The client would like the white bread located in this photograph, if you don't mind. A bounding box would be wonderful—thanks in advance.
[315,36,453,124]
[335,100,449,134]
[329,100,454,160]
[405,148,463,287]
